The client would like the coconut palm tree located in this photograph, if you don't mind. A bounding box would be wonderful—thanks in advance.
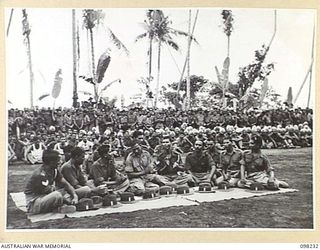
[136,9,197,108]
[135,10,155,91]
[82,9,129,101]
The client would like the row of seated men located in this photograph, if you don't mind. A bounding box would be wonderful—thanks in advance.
[24,134,289,214]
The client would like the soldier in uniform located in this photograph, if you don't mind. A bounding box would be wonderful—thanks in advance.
[217,141,243,186]
[125,144,172,195]
[153,137,193,186]
[185,140,216,185]
[90,145,129,194]
[24,149,78,214]
[239,135,289,189]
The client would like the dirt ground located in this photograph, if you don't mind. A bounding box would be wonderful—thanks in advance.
[6,148,313,229]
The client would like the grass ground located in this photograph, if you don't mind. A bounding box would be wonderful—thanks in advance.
[6,148,313,229]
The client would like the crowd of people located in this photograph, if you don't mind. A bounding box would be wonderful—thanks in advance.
[7,104,312,214]
[8,105,313,163]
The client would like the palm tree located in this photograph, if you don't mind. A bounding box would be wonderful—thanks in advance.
[83,9,129,101]
[135,10,155,90]
[221,10,234,57]
[221,10,234,107]
[136,9,197,108]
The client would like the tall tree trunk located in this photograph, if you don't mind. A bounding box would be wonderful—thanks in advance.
[154,41,161,108]
[22,10,34,108]
[186,10,192,111]
[227,35,230,57]
[26,36,34,108]
[89,28,98,101]
[307,20,315,108]
[148,36,153,81]
[72,9,78,108]
[147,36,153,108]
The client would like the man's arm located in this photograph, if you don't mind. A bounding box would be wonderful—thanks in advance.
[58,177,78,204]
[61,165,83,189]
[125,156,147,179]
[207,154,216,181]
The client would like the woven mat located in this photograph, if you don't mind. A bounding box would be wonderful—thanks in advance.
[10,187,297,223]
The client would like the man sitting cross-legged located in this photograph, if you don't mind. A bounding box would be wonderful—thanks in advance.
[216,141,243,187]
[153,136,193,186]
[90,145,130,194]
[125,143,173,195]
[24,149,78,214]
[60,147,105,198]
[239,135,289,190]
[185,140,216,186]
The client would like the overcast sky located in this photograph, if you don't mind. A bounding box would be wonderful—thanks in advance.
[5,8,316,109]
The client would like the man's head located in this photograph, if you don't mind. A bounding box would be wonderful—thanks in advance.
[250,135,263,151]
[132,144,142,156]
[224,140,234,153]
[81,135,87,142]
[42,149,61,169]
[205,140,214,149]
[71,147,85,166]
[162,137,171,149]
[98,144,110,158]
[136,134,144,144]
[194,140,204,152]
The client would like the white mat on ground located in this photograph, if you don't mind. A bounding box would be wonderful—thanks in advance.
[10,188,298,223]
[10,192,198,223]
[67,196,198,219]
[185,188,298,203]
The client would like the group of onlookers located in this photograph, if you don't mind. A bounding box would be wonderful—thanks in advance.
[10,104,312,215]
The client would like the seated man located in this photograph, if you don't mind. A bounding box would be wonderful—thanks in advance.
[125,144,171,195]
[60,147,98,198]
[91,145,129,194]
[153,137,193,186]
[239,135,289,189]
[24,149,78,214]
[185,140,216,185]
[217,141,243,187]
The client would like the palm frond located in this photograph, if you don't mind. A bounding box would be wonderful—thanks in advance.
[135,32,148,42]
[51,69,63,99]
[169,28,199,44]
[82,9,105,30]
[167,40,179,51]
[79,75,95,85]
[96,51,111,83]
[38,94,50,101]
[106,27,130,56]
[146,10,154,22]
[79,90,93,96]
[99,79,121,94]
[139,22,151,30]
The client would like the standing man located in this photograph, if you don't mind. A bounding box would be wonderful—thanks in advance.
[185,140,216,185]
[24,149,78,214]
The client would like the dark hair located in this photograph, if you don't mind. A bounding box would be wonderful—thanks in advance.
[71,147,85,159]
[252,135,263,148]
[98,144,110,157]
[132,130,143,139]
[42,149,60,165]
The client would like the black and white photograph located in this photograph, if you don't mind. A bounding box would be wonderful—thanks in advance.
[5,6,315,231]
